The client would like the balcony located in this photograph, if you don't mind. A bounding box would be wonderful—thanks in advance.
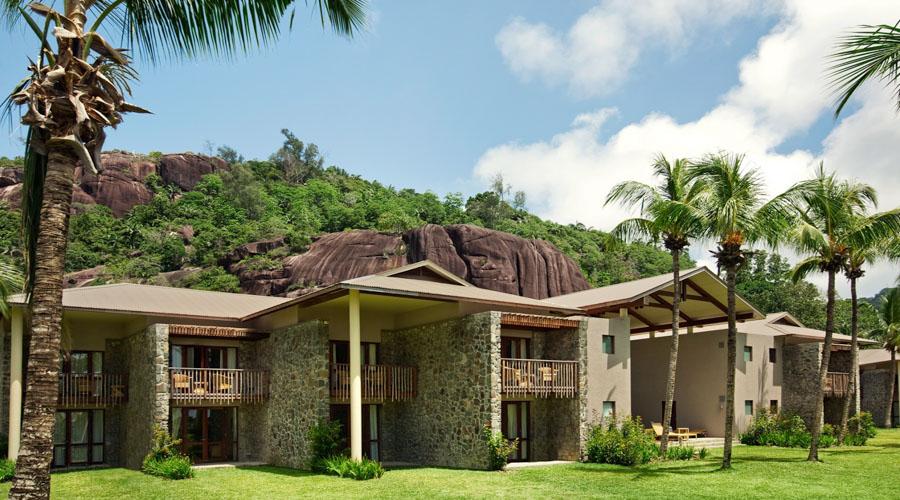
[825,371,850,398]
[329,364,417,402]
[169,367,270,405]
[501,358,579,398]
[58,373,128,407]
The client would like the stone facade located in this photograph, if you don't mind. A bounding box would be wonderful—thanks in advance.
[256,320,331,469]
[381,312,501,469]
[526,322,587,461]
[782,343,821,429]
[861,368,894,427]
[107,324,170,469]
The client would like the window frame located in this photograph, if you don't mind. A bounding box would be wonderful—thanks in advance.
[743,345,753,362]
[744,400,754,416]
[602,401,616,419]
[52,409,105,468]
[602,335,615,355]
[769,347,777,363]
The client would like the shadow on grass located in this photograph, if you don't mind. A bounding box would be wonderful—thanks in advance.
[233,465,316,478]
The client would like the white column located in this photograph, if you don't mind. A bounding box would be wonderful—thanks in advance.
[348,290,363,460]
[8,308,23,460]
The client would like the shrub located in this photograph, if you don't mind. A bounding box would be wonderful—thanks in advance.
[308,419,345,472]
[0,459,14,482]
[739,409,833,449]
[585,416,655,466]
[845,412,877,445]
[142,455,194,480]
[321,456,384,480]
[142,425,193,480]
[665,445,695,461]
[482,426,517,470]
[698,447,709,459]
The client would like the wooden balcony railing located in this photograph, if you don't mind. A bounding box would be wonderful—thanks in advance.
[169,368,269,404]
[825,371,850,398]
[330,364,417,402]
[58,373,127,407]
[501,358,578,398]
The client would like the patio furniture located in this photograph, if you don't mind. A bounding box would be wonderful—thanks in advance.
[212,373,233,392]
[650,422,694,443]
[538,366,558,383]
[173,373,191,391]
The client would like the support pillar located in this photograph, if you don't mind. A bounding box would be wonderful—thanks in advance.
[348,290,362,460]
[8,307,23,460]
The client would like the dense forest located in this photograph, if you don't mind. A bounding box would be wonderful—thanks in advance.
[0,130,881,335]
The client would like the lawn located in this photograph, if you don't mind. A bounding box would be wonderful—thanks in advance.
[5,430,900,499]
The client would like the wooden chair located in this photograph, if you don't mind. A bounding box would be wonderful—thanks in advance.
[650,422,694,443]
[173,373,191,392]
[212,373,233,392]
[538,366,558,383]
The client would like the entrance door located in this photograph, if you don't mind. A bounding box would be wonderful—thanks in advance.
[502,401,530,461]
[172,407,236,462]
[52,410,104,468]
[329,404,381,461]
[501,337,531,359]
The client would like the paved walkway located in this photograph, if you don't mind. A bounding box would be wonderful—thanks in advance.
[192,461,266,469]
[505,460,574,469]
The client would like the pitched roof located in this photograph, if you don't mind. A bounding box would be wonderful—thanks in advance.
[244,266,583,320]
[548,267,763,332]
[375,260,471,287]
[666,312,877,345]
[9,283,290,321]
[859,349,892,366]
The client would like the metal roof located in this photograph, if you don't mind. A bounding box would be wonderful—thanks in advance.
[9,283,290,321]
[548,267,763,333]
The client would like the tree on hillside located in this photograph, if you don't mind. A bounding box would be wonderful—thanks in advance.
[1,0,366,496]
[871,288,900,427]
[271,129,326,183]
[829,21,900,117]
[771,165,900,460]
[606,154,706,456]
[688,152,774,469]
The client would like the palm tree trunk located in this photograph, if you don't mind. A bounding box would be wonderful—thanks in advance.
[721,264,737,469]
[838,275,859,443]
[808,269,836,462]
[9,146,78,499]
[659,248,681,457]
[886,347,897,428]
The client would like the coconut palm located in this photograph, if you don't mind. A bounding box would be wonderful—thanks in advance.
[688,152,771,469]
[773,165,900,460]
[1,0,366,497]
[0,260,24,318]
[871,287,900,427]
[828,21,900,118]
[605,154,706,456]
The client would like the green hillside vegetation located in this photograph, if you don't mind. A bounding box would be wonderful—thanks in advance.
[0,132,879,335]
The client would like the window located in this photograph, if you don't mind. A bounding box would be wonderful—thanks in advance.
[53,410,104,468]
[770,400,779,413]
[602,335,615,354]
[744,400,754,416]
[743,346,753,362]
[769,348,777,363]
[602,401,616,419]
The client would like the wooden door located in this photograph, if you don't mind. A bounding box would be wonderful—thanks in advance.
[501,401,530,462]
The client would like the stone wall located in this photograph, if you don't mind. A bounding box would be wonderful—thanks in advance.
[527,323,587,461]
[236,339,274,462]
[782,343,820,429]
[861,369,893,427]
[107,324,170,469]
[381,312,501,469]
[261,320,330,469]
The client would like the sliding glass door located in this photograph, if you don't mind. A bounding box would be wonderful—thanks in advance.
[171,407,237,463]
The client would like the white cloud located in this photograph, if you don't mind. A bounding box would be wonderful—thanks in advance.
[479,0,900,296]
[496,0,766,96]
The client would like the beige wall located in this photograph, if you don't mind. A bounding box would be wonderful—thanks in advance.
[631,330,783,437]
[585,317,631,424]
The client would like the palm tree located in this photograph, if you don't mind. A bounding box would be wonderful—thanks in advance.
[828,21,900,118]
[605,154,706,456]
[0,260,24,318]
[688,152,769,469]
[773,165,899,460]
[1,0,366,497]
[871,288,900,427]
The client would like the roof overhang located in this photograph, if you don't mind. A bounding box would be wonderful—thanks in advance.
[573,267,764,334]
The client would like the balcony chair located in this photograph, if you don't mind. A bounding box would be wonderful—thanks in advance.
[172,373,191,392]
[212,373,234,392]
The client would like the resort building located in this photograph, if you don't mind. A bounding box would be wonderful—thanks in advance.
[860,349,899,427]
[0,262,861,470]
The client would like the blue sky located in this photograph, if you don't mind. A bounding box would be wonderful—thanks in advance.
[2,1,898,295]
[2,1,777,194]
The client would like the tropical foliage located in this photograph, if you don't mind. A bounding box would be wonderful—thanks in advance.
[871,288,900,427]
[605,154,705,455]
[829,21,900,117]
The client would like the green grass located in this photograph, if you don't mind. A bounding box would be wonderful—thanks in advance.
[6,430,900,499]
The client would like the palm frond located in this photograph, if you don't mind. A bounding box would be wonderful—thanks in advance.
[790,256,822,283]
[609,217,658,244]
[315,0,366,36]
[0,259,23,318]
[828,22,900,118]
[21,126,46,298]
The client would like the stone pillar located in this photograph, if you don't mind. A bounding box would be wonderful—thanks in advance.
[7,308,23,460]
[782,343,821,429]
[349,289,362,460]
[118,323,170,469]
